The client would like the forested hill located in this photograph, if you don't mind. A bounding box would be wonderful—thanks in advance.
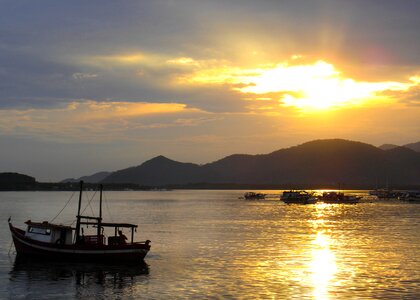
[101,139,420,187]
[0,172,36,183]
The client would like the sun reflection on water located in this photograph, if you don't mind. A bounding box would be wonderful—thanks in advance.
[309,204,338,300]
[310,231,337,300]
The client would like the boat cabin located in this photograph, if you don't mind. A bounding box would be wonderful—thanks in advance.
[244,192,266,199]
[21,183,143,248]
[281,190,311,199]
[24,220,73,245]
[24,219,139,246]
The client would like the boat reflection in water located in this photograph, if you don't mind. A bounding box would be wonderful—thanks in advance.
[9,256,149,299]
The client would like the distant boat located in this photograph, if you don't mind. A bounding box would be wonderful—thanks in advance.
[398,191,420,202]
[8,181,151,263]
[319,191,360,204]
[281,190,317,204]
[243,192,266,200]
[369,188,400,199]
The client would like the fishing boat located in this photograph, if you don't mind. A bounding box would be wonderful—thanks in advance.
[243,192,266,200]
[319,191,360,204]
[281,190,317,204]
[8,181,151,263]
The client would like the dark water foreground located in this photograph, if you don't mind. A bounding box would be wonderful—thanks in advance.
[0,190,419,299]
[9,257,149,299]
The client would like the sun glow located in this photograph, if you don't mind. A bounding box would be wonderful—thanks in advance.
[236,61,410,111]
[178,59,416,112]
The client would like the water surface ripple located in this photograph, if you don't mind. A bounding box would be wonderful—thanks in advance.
[0,190,419,299]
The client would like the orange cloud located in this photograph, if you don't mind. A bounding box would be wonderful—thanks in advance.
[0,100,206,141]
[174,58,419,112]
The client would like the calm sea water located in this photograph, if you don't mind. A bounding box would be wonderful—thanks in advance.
[0,190,419,299]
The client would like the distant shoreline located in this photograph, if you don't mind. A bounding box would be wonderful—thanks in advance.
[1,182,419,191]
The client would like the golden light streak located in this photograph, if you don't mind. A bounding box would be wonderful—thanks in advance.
[80,52,163,68]
[0,100,203,140]
[310,231,337,300]
[410,75,420,84]
[178,66,248,85]
[80,101,190,120]
[166,57,200,66]
[177,59,418,112]
[96,54,145,64]
[74,51,419,113]
[236,61,411,111]
[306,204,341,300]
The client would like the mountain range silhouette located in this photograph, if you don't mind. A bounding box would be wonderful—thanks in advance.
[100,139,420,187]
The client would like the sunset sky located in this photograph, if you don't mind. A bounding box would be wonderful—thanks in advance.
[1,0,419,181]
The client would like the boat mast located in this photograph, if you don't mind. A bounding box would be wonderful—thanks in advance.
[75,180,83,243]
[97,184,103,239]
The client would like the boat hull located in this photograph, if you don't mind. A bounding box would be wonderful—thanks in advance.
[321,200,359,204]
[9,223,150,263]
[282,198,317,205]
[320,197,360,204]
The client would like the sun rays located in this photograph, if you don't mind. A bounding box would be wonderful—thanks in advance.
[175,58,415,112]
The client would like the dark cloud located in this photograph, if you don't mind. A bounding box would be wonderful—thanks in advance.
[1,0,419,110]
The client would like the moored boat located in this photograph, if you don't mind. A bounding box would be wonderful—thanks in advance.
[281,190,317,204]
[398,191,420,202]
[8,181,151,263]
[369,188,401,199]
[319,191,360,204]
[243,192,266,200]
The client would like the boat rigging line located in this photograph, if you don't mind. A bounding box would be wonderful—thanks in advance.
[103,192,114,223]
[44,185,118,229]
[82,189,98,217]
[71,189,99,225]
[49,190,76,223]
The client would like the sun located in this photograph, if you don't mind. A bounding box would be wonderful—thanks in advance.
[236,60,406,111]
[175,57,414,112]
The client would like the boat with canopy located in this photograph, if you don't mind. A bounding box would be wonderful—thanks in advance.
[8,181,151,263]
